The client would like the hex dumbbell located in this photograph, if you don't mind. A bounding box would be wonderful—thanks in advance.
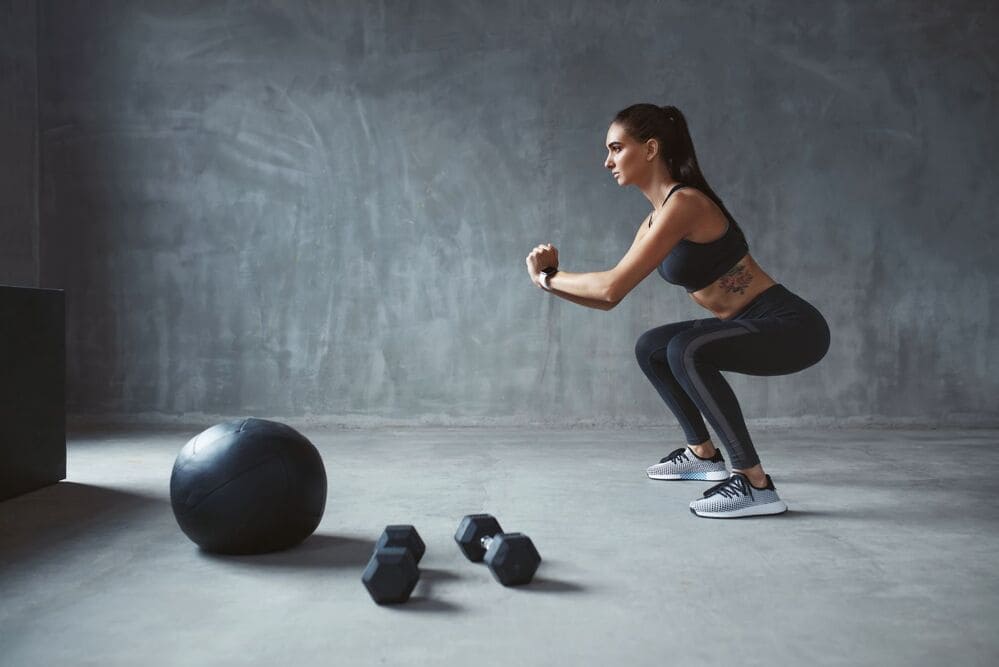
[454,514,541,586]
[361,524,425,604]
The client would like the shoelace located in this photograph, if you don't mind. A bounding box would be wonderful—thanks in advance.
[703,474,754,500]
[659,447,689,464]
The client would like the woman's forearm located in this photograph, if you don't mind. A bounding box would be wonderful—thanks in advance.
[548,288,614,310]
[546,270,616,310]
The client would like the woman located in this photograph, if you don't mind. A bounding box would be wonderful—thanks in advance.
[524,104,830,519]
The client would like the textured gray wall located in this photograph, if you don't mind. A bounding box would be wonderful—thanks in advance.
[37,1,998,427]
[0,0,38,287]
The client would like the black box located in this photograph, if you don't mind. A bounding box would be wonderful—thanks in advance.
[0,285,66,501]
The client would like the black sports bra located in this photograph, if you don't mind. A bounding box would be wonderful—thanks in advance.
[654,185,750,293]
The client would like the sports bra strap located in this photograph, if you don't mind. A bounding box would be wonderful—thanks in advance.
[663,183,688,204]
[648,184,690,227]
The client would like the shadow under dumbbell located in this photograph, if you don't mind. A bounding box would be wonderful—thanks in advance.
[519,576,586,594]
[418,567,461,587]
[395,597,464,613]
[198,533,375,569]
[383,568,464,613]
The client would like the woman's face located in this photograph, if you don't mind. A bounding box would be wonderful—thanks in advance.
[604,122,650,186]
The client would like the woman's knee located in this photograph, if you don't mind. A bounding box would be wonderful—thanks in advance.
[635,322,691,368]
[666,330,699,374]
[634,330,659,369]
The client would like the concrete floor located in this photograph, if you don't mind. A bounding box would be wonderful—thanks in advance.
[1,426,997,666]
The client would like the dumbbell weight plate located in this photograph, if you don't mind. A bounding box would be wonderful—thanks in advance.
[374,524,426,564]
[483,532,541,586]
[454,514,503,562]
[362,547,420,604]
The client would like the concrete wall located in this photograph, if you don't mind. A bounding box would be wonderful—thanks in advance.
[0,0,38,287]
[36,1,999,427]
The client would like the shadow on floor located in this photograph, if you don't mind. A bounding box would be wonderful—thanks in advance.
[0,481,165,568]
[198,543,472,614]
[396,568,465,613]
[520,576,586,593]
[371,567,583,613]
[196,533,376,569]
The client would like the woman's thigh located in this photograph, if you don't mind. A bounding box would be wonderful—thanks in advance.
[635,319,702,361]
[669,315,830,377]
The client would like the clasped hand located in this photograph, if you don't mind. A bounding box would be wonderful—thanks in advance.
[525,244,559,287]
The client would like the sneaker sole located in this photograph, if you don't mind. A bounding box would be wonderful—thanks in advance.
[689,500,789,518]
[647,470,729,481]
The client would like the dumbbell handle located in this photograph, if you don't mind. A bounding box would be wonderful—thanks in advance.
[481,532,529,550]
[480,533,518,551]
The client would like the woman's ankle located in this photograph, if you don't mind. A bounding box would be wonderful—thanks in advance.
[689,441,716,458]
[733,465,769,489]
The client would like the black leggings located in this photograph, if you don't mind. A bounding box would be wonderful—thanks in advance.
[635,284,831,470]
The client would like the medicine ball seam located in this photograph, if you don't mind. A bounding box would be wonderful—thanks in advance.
[189,419,246,456]
[176,454,283,514]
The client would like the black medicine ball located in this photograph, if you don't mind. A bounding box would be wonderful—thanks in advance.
[170,417,327,554]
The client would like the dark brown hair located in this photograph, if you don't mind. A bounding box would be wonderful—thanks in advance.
[613,103,742,233]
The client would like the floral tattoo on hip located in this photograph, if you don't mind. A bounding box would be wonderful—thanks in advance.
[718,263,753,295]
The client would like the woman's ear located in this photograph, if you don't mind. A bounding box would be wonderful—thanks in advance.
[645,138,659,161]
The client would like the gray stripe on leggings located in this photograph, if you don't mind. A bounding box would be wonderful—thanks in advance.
[682,324,757,450]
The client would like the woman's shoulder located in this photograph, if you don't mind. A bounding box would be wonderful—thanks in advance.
[640,185,715,231]
[671,185,712,206]
[643,186,705,232]
[666,186,718,220]
[673,185,735,219]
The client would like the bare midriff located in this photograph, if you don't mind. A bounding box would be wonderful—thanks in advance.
[640,187,779,320]
[688,253,777,320]
[674,190,778,320]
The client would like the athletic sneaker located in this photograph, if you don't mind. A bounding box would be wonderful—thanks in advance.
[688,472,788,518]
[646,446,729,481]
